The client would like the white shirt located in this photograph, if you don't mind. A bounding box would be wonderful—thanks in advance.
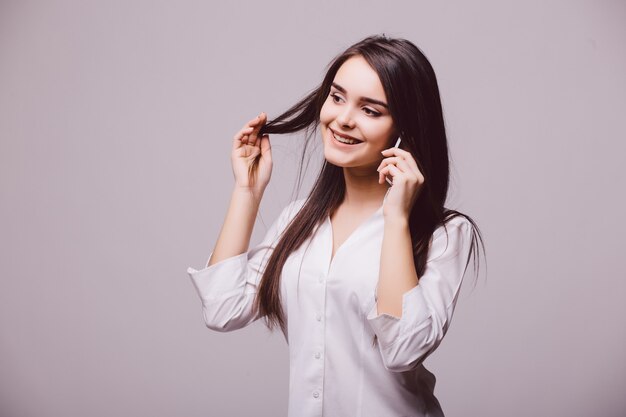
[187,198,475,417]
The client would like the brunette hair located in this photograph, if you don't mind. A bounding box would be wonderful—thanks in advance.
[253,34,486,333]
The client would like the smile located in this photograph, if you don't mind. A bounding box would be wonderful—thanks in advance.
[330,128,363,145]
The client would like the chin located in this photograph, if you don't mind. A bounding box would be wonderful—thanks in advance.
[323,149,370,169]
[323,150,348,167]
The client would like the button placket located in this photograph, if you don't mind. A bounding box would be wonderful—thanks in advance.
[311,270,327,406]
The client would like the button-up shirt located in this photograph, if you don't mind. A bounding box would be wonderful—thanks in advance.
[187,198,475,416]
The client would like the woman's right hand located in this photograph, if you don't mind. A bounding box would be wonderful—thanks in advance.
[231,112,272,196]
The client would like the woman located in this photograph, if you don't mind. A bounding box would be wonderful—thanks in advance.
[187,35,485,416]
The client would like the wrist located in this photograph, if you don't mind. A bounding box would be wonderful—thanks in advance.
[232,186,264,206]
[383,214,409,229]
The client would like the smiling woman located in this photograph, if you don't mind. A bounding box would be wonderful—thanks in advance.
[320,56,396,169]
[186,34,486,417]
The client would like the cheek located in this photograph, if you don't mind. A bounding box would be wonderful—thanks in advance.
[361,121,395,146]
[319,101,333,125]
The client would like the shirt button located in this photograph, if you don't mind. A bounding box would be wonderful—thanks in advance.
[315,352,321,359]
[313,391,320,398]
[315,314,322,321]
[318,275,324,283]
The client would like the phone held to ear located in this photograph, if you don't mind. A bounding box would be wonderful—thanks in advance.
[385,137,402,186]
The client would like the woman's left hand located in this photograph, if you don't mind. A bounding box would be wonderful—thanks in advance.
[377,147,425,220]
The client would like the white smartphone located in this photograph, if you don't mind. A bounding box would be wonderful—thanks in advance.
[385,137,402,185]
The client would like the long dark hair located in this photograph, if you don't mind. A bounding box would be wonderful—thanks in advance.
[253,35,486,333]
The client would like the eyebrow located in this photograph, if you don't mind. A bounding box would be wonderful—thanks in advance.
[331,82,389,109]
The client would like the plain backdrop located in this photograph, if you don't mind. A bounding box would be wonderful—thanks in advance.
[1,1,625,416]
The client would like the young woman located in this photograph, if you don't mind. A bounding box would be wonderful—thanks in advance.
[187,35,485,416]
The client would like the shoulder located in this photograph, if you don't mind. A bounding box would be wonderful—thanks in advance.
[280,198,307,219]
[276,198,307,229]
[429,215,474,259]
[433,215,472,238]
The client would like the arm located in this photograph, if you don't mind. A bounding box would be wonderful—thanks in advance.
[209,112,271,266]
[187,200,303,332]
[207,188,261,267]
[375,145,426,318]
[367,219,474,372]
[186,112,274,331]
[376,215,419,318]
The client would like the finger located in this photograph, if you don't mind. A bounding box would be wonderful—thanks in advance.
[380,164,404,185]
[246,112,265,128]
[381,147,422,178]
[382,160,422,186]
[233,126,255,150]
[379,163,406,178]
[232,113,268,152]
[377,157,414,181]
[236,113,264,148]
[381,146,411,157]
[235,126,254,139]
[379,168,390,185]
[379,165,400,177]
[259,135,271,157]
[392,153,425,183]
[391,157,415,179]
[249,112,267,146]
[385,148,421,178]
[379,165,395,185]
[377,156,404,172]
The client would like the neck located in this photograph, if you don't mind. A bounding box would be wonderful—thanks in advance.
[342,166,388,208]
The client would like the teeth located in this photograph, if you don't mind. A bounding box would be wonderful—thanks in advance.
[333,132,360,145]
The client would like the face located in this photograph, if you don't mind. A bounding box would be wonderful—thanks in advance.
[319,55,396,172]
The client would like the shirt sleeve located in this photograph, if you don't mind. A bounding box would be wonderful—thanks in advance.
[366,217,475,372]
[186,200,303,332]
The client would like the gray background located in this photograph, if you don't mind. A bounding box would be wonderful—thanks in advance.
[1,0,625,416]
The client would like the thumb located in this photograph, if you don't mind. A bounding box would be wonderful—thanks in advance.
[260,134,271,156]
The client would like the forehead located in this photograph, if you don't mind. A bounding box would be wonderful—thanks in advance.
[333,56,387,102]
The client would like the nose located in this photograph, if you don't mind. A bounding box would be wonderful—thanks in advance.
[336,106,356,129]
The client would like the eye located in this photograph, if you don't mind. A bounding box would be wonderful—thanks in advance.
[330,93,344,104]
[363,107,382,117]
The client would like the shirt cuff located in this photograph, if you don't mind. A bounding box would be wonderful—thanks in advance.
[186,252,249,303]
[366,284,431,349]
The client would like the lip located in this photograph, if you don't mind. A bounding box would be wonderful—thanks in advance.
[329,127,363,143]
